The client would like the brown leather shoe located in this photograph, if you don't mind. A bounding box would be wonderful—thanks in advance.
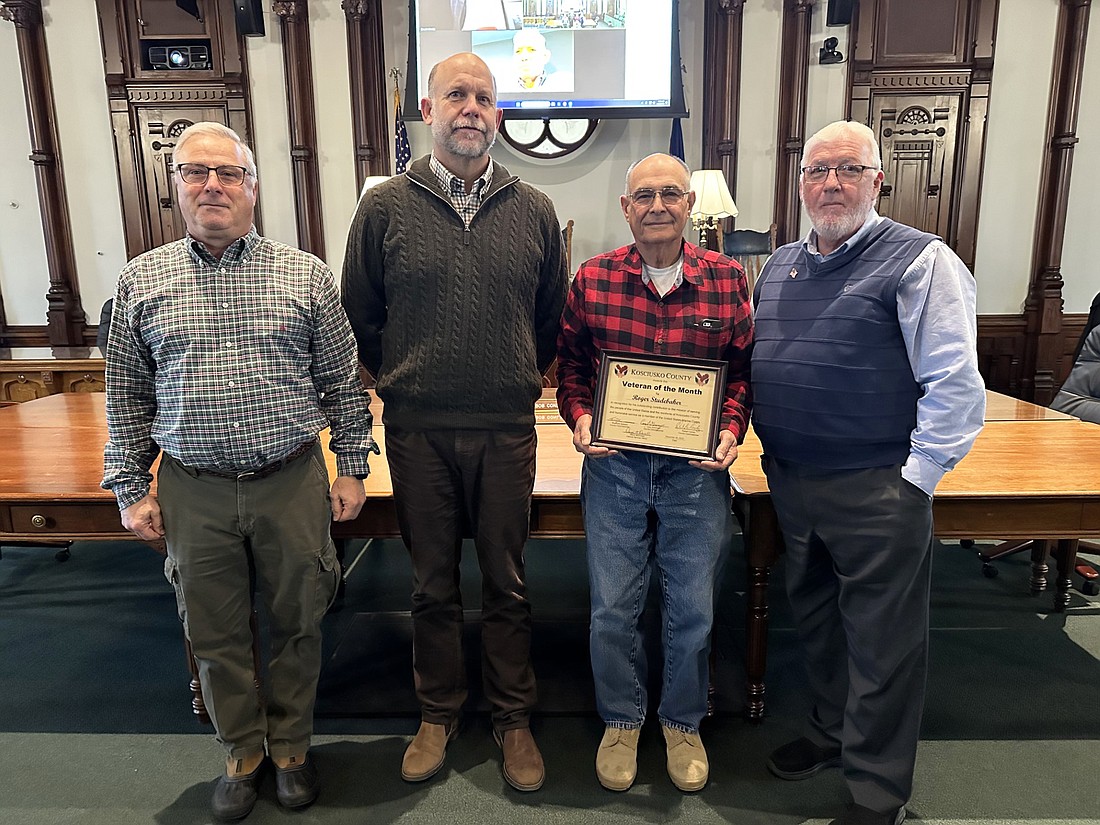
[494,727,545,792]
[401,721,459,782]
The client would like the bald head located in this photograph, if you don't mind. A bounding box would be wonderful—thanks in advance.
[427,52,498,100]
[624,153,691,195]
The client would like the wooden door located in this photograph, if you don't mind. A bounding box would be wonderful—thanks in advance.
[871,93,962,242]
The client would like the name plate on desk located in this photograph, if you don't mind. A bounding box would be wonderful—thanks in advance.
[534,396,562,424]
[591,351,726,460]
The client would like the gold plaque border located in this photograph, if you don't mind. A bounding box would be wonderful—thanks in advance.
[590,350,727,460]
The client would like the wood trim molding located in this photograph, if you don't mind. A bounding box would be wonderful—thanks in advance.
[702,0,745,231]
[1023,0,1092,404]
[773,0,816,246]
[343,0,390,188]
[1,0,88,355]
[275,0,326,258]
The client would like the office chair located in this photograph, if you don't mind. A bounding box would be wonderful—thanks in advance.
[722,223,776,293]
[978,290,1100,595]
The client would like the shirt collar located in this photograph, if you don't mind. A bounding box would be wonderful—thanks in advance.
[626,240,705,287]
[429,153,494,197]
[804,208,883,261]
[186,227,260,266]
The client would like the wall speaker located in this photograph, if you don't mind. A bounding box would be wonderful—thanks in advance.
[235,0,266,37]
[826,0,856,26]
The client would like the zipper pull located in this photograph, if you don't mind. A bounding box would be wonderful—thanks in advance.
[464,227,471,246]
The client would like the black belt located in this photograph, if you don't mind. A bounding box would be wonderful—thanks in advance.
[189,440,318,481]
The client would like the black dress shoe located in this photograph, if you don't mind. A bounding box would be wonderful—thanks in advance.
[829,803,906,825]
[276,757,320,809]
[766,736,841,780]
[211,760,265,822]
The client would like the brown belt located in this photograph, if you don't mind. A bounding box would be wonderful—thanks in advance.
[190,439,318,481]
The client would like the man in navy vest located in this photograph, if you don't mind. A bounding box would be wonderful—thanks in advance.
[752,121,985,825]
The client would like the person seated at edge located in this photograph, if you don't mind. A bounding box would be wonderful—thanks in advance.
[1051,301,1100,424]
[556,152,753,792]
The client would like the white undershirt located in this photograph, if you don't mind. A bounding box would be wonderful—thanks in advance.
[642,256,684,298]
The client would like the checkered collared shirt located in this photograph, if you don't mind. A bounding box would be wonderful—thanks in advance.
[430,153,494,227]
[556,240,753,437]
[102,229,375,509]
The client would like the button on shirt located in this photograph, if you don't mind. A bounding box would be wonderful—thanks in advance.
[430,153,493,226]
[102,229,375,509]
[556,241,753,437]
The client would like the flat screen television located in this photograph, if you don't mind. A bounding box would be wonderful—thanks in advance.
[403,0,687,121]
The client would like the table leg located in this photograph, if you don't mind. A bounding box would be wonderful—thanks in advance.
[1053,538,1079,613]
[736,495,783,723]
[1029,539,1051,594]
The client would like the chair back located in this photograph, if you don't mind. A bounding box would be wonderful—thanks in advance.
[722,223,776,293]
[562,218,575,277]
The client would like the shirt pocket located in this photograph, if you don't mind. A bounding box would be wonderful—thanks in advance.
[682,319,732,359]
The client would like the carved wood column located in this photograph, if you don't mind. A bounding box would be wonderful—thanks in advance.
[1,0,88,354]
[274,0,325,258]
[772,0,816,246]
[1023,0,1092,404]
[343,0,390,189]
[702,0,745,230]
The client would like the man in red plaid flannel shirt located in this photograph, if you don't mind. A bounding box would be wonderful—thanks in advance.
[556,153,753,793]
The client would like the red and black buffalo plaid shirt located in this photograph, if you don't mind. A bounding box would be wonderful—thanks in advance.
[556,240,753,437]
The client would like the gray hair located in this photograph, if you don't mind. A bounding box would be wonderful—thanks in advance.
[624,153,691,194]
[174,121,257,177]
[801,120,881,169]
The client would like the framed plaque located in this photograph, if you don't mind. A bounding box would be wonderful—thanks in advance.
[590,351,727,460]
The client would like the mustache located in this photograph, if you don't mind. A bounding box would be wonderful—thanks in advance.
[452,120,487,134]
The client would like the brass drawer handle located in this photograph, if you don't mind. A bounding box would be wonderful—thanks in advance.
[31,514,48,528]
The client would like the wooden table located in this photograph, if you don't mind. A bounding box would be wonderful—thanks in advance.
[731,413,1100,720]
[3,392,1100,724]
[0,391,585,543]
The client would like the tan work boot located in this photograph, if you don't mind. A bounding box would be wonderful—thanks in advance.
[662,725,709,792]
[595,726,641,791]
[494,727,545,791]
[401,721,458,782]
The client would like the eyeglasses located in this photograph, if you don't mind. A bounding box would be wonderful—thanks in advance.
[800,164,878,184]
[176,163,252,186]
[628,187,688,207]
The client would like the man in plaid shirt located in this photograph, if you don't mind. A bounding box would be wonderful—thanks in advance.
[556,153,752,794]
[102,123,374,821]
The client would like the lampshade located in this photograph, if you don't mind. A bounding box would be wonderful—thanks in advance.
[689,170,738,221]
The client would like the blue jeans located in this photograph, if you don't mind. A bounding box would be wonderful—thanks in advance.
[580,450,733,732]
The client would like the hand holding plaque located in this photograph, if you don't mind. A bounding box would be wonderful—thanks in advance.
[590,351,727,460]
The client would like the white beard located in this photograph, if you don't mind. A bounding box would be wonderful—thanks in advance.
[809,199,875,245]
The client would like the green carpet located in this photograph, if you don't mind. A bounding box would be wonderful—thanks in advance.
[2,537,1100,824]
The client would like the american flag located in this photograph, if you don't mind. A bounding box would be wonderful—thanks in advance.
[394,86,411,175]
[669,117,685,161]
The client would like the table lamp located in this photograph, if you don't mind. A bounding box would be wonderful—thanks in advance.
[689,170,738,251]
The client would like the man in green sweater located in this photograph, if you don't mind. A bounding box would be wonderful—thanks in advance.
[341,52,568,793]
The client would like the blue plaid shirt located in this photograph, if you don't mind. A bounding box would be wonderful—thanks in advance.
[102,229,375,509]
